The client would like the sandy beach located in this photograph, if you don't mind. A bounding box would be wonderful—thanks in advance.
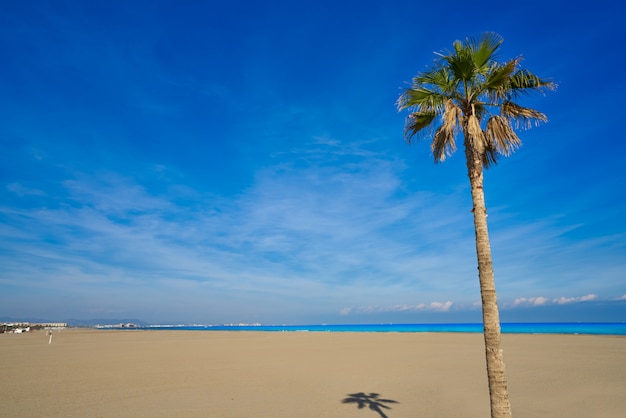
[1,329,624,417]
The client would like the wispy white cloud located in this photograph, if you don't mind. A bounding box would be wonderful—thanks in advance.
[553,294,598,304]
[513,296,549,306]
[340,300,454,315]
[6,183,46,197]
[510,294,598,307]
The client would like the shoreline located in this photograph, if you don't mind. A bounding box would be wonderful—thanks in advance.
[2,329,625,417]
[87,321,626,336]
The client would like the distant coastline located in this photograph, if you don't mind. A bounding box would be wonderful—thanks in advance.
[5,319,624,336]
[93,322,626,336]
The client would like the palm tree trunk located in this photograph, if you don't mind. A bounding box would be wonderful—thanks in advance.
[466,147,512,418]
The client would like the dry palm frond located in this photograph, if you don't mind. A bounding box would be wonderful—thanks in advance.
[482,146,499,167]
[429,100,461,162]
[432,124,456,162]
[501,101,547,129]
[442,99,461,131]
[486,116,521,156]
[466,114,486,154]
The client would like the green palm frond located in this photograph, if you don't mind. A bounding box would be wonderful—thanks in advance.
[445,46,476,82]
[398,32,553,168]
[398,87,446,111]
[508,69,556,95]
[484,59,519,94]
[444,32,502,84]
[470,32,503,70]
[404,111,436,143]
[414,67,456,93]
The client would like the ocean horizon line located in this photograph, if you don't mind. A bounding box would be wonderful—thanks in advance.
[95,322,626,336]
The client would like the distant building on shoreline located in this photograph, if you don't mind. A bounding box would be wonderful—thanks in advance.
[94,322,139,329]
[1,322,67,333]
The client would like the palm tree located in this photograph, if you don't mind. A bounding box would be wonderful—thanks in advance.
[397,33,554,418]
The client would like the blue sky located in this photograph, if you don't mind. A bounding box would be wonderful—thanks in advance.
[1,0,625,324]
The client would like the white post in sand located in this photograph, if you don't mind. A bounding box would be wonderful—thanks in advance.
[48,330,53,344]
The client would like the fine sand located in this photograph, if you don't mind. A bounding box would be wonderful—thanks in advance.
[1,329,625,417]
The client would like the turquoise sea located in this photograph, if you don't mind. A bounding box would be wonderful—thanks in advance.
[137,323,626,336]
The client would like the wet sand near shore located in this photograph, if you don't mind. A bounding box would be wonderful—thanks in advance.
[1,329,625,417]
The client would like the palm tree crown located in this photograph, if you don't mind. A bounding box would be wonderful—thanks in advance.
[397,32,555,167]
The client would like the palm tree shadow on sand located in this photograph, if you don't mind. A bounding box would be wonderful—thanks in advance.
[342,392,399,418]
